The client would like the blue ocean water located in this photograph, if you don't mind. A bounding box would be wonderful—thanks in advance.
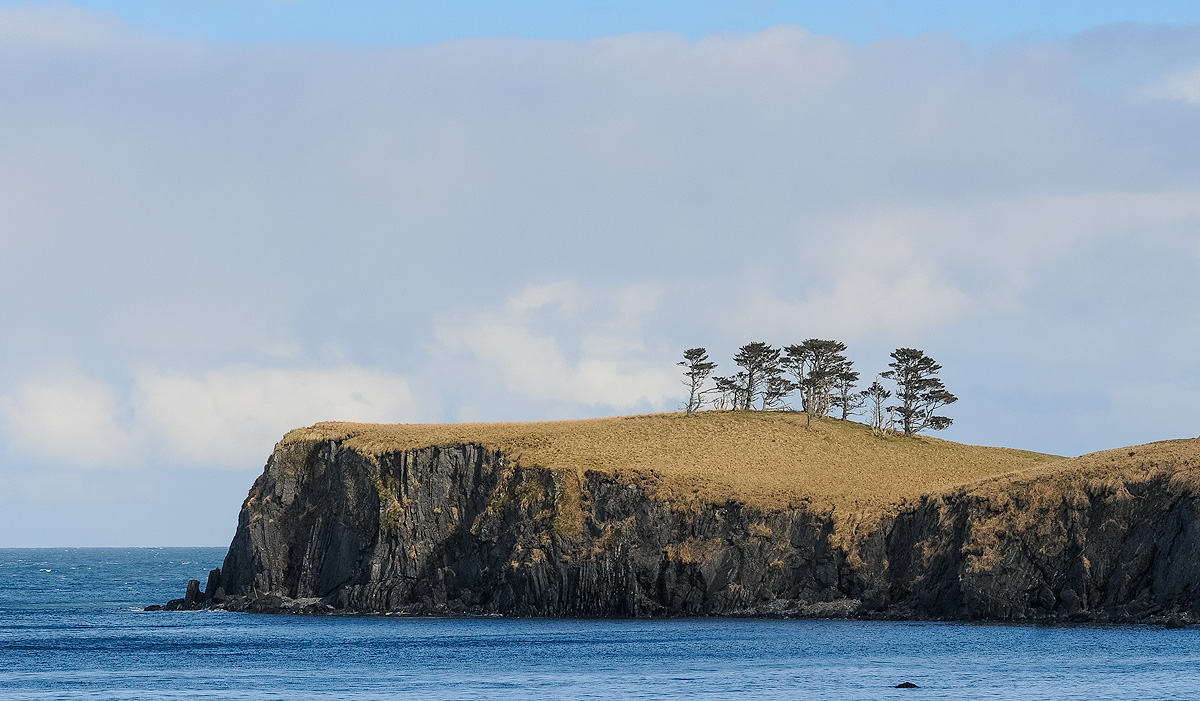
[2,548,1199,700]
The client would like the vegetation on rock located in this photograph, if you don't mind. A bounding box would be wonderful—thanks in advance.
[684,341,955,436]
[279,412,1057,513]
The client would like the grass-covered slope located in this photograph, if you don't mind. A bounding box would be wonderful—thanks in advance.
[280,411,1061,511]
[969,438,1200,497]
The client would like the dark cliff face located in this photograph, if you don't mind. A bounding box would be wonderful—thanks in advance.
[214,438,1200,621]
[880,472,1200,621]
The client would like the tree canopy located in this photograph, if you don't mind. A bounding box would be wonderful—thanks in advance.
[880,348,958,436]
[678,341,955,437]
[784,339,850,426]
[714,342,788,411]
[678,348,717,417]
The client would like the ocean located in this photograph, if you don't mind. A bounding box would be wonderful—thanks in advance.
[1,547,1198,700]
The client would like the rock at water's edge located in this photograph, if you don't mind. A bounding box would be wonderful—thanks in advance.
[176,436,1200,622]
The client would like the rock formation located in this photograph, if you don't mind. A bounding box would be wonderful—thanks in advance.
[173,416,1200,622]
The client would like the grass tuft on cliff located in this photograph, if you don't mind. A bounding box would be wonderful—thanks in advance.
[280,412,1063,511]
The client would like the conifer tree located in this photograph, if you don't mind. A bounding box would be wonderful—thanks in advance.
[715,342,787,410]
[784,339,848,426]
[862,377,892,435]
[713,373,748,410]
[831,363,863,420]
[880,348,957,436]
[678,348,717,417]
[761,373,795,411]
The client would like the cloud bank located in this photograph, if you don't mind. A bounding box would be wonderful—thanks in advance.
[1,367,415,469]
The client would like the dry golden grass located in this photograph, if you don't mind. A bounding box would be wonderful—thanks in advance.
[966,437,1200,499]
[280,411,1063,512]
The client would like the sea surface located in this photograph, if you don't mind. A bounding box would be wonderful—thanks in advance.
[2,548,1199,700]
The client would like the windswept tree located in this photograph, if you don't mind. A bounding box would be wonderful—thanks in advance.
[761,372,795,411]
[862,377,892,435]
[831,363,863,420]
[713,372,748,410]
[678,348,717,417]
[715,342,786,410]
[880,348,958,436]
[781,345,809,411]
[784,339,849,426]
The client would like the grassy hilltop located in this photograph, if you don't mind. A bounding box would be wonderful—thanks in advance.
[280,412,1063,511]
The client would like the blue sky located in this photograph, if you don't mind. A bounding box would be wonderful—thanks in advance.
[8,0,1200,45]
[1,2,1199,545]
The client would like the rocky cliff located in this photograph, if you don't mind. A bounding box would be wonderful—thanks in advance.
[181,415,1200,622]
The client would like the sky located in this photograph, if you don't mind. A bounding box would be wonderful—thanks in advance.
[1,2,1199,546]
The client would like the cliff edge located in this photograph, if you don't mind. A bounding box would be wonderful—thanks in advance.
[180,413,1200,622]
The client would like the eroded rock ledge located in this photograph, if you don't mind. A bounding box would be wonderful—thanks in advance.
[168,433,1200,623]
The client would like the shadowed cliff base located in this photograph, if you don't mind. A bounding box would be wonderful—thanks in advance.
[175,413,1200,624]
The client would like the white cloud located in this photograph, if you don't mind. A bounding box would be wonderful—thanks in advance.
[741,270,969,343]
[0,6,129,49]
[133,366,415,468]
[0,366,415,470]
[434,283,677,412]
[0,374,137,468]
[732,188,1200,342]
[734,223,970,341]
[0,4,194,58]
[1147,64,1200,104]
